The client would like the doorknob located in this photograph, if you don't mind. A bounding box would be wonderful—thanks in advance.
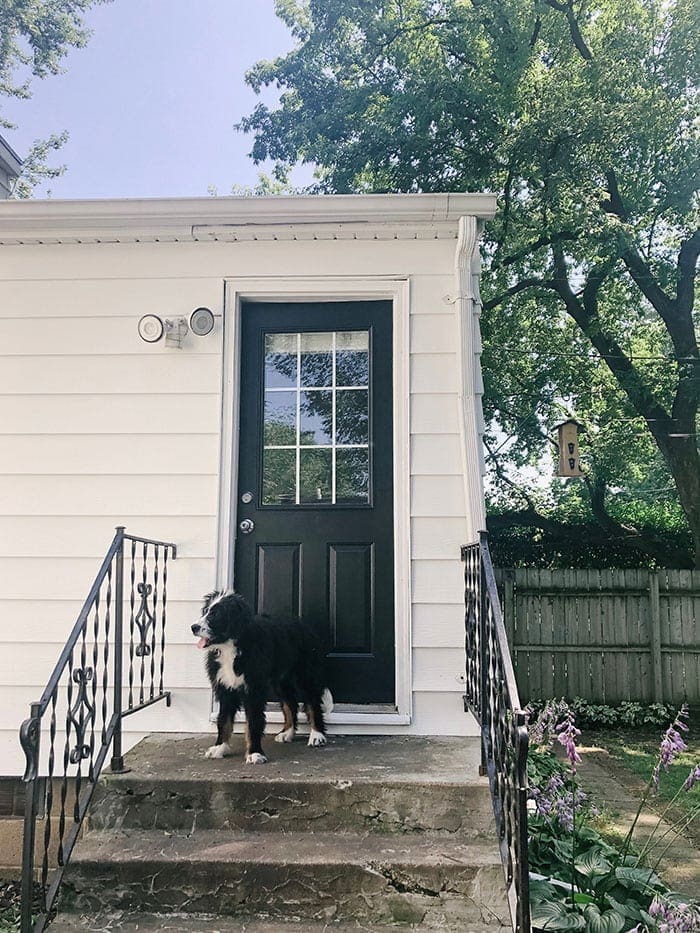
[239,519,255,534]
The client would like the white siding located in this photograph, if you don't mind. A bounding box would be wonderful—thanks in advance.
[0,238,480,772]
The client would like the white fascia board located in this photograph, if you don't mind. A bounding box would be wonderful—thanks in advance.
[0,192,497,244]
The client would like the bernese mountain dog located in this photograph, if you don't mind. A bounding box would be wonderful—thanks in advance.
[191,591,333,764]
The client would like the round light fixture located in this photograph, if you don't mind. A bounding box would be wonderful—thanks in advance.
[138,314,165,343]
[189,307,215,337]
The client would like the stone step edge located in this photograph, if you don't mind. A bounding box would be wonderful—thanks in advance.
[50,910,511,932]
[69,828,504,868]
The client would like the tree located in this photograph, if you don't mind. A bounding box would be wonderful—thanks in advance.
[0,0,109,195]
[239,0,700,567]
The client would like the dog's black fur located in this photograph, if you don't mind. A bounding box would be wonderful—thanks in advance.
[191,591,332,763]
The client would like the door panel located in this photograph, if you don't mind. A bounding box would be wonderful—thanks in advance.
[234,301,395,703]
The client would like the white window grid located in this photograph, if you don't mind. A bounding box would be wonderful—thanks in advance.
[263,331,370,505]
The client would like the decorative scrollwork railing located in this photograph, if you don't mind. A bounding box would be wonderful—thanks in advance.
[19,527,176,933]
[462,532,530,933]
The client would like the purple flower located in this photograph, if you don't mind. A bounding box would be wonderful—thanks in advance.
[529,700,571,748]
[647,896,700,933]
[683,763,700,791]
[556,709,582,770]
[652,706,689,793]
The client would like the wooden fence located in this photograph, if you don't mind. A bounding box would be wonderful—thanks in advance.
[495,568,700,705]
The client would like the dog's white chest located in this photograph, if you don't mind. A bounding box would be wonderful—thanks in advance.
[212,640,245,690]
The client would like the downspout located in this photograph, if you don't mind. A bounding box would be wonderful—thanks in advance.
[454,215,487,541]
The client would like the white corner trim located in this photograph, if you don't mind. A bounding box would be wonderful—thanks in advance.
[216,275,412,725]
[454,216,487,540]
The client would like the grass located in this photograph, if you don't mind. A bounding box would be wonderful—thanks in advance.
[584,726,700,843]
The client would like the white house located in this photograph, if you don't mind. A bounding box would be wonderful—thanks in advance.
[0,135,22,199]
[0,193,496,775]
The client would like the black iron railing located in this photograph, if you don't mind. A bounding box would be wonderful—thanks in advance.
[462,531,530,933]
[18,527,177,933]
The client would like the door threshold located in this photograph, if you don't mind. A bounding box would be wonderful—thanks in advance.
[211,703,411,727]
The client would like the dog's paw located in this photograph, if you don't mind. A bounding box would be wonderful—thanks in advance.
[245,752,268,765]
[307,730,327,747]
[275,727,296,743]
[205,742,232,759]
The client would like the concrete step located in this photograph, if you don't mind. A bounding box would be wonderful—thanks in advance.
[89,734,495,838]
[61,828,510,928]
[51,910,511,932]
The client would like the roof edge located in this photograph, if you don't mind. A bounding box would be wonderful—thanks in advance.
[0,192,497,241]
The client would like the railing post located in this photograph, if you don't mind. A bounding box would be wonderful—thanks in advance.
[478,531,489,776]
[110,527,126,773]
[20,704,41,933]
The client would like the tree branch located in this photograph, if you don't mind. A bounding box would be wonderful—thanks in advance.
[542,0,593,61]
[482,276,556,311]
[677,228,700,318]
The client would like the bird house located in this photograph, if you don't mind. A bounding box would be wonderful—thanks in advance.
[556,420,583,476]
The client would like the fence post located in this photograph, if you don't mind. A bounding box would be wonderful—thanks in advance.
[649,570,664,703]
[110,527,126,772]
[504,570,515,649]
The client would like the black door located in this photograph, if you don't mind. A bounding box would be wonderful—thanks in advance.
[234,301,395,703]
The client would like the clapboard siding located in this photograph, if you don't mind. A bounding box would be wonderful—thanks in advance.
[413,647,465,693]
[0,557,213,601]
[413,604,465,648]
[0,394,221,434]
[0,354,221,394]
[0,598,204,643]
[410,353,459,394]
[411,517,465,560]
[410,393,461,434]
[410,314,457,354]
[0,516,216,557]
[0,237,456,281]
[0,230,482,773]
[0,475,218,516]
[412,560,465,605]
[0,316,221,356]
[0,277,224,318]
[410,434,462,475]
[411,475,466,517]
[0,434,220,474]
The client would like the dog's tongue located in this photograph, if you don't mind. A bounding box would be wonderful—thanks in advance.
[196,637,208,649]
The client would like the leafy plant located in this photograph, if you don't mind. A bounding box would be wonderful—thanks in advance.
[526,698,678,731]
[527,701,700,932]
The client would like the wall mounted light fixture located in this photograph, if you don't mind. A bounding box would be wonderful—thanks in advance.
[137,308,215,348]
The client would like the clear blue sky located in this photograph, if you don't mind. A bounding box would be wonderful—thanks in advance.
[2,0,304,199]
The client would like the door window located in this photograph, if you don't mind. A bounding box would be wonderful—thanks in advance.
[262,330,370,506]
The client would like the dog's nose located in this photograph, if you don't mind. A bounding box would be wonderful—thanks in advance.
[191,623,201,635]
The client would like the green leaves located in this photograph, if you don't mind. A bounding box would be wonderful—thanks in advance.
[531,898,587,930]
[244,0,700,567]
[614,865,664,893]
[581,904,626,933]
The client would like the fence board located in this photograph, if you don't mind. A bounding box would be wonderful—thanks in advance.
[495,567,699,704]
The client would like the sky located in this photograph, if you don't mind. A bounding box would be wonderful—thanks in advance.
[1,0,306,199]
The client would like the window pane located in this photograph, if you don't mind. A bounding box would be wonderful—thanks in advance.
[336,448,369,503]
[264,391,296,446]
[299,448,332,502]
[336,390,369,445]
[300,332,333,387]
[336,331,369,387]
[300,390,333,445]
[265,333,297,388]
[262,449,296,504]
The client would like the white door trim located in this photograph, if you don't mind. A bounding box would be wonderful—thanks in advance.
[216,276,412,725]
